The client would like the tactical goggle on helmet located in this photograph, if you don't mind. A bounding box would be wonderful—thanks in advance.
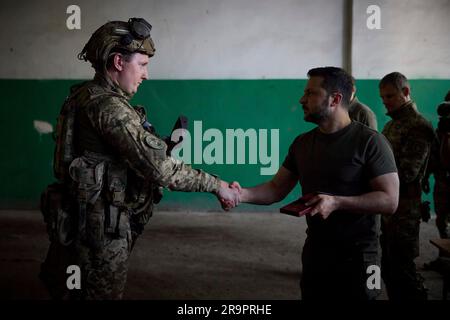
[116,18,153,52]
[78,17,155,71]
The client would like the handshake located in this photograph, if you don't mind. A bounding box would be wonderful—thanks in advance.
[215,180,243,211]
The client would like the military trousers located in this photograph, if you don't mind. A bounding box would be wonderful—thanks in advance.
[74,235,131,299]
[434,177,450,239]
[381,197,427,300]
[40,212,137,300]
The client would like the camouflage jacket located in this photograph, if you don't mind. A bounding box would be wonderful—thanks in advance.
[66,73,221,196]
[382,101,435,196]
[348,97,378,130]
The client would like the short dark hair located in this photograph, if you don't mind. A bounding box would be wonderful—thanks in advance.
[105,49,134,71]
[379,72,410,92]
[307,67,353,107]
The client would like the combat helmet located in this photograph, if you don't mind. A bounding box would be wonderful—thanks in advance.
[78,18,155,73]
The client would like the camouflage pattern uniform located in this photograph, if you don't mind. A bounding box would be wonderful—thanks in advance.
[381,100,435,300]
[348,97,378,130]
[40,19,221,300]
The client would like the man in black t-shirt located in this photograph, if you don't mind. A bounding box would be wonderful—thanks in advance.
[229,67,399,300]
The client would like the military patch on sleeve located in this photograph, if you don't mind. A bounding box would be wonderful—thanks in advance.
[145,135,165,150]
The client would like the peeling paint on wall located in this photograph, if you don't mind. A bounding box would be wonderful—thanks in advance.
[33,120,53,134]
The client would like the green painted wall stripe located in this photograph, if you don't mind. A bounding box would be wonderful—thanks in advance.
[1,79,449,211]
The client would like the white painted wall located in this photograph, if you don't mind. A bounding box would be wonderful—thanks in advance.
[0,0,344,79]
[0,0,448,79]
[352,0,450,79]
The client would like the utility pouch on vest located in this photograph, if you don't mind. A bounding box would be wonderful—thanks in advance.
[107,163,127,207]
[40,183,76,246]
[118,210,131,239]
[105,205,119,234]
[125,173,155,229]
[85,203,105,250]
[104,163,128,236]
[69,156,106,248]
[104,205,130,239]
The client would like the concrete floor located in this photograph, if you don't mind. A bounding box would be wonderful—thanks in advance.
[0,209,446,300]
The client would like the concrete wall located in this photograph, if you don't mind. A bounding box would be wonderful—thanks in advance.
[352,0,450,78]
[2,0,448,80]
[0,0,344,79]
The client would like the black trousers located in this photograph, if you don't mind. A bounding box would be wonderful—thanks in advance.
[300,238,380,300]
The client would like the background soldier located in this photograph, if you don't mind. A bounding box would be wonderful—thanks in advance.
[424,91,450,272]
[39,18,239,300]
[380,72,435,300]
[349,76,378,130]
[432,91,450,240]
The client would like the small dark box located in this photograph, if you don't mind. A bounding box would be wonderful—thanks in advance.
[280,193,316,217]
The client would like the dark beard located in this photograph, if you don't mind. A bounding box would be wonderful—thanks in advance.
[304,99,331,124]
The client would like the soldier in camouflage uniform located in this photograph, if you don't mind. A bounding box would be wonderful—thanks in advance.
[380,72,435,300]
[434,91,450,239]
[349,76,378,130]
[423,92,450,271]
[39,18,239,300]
